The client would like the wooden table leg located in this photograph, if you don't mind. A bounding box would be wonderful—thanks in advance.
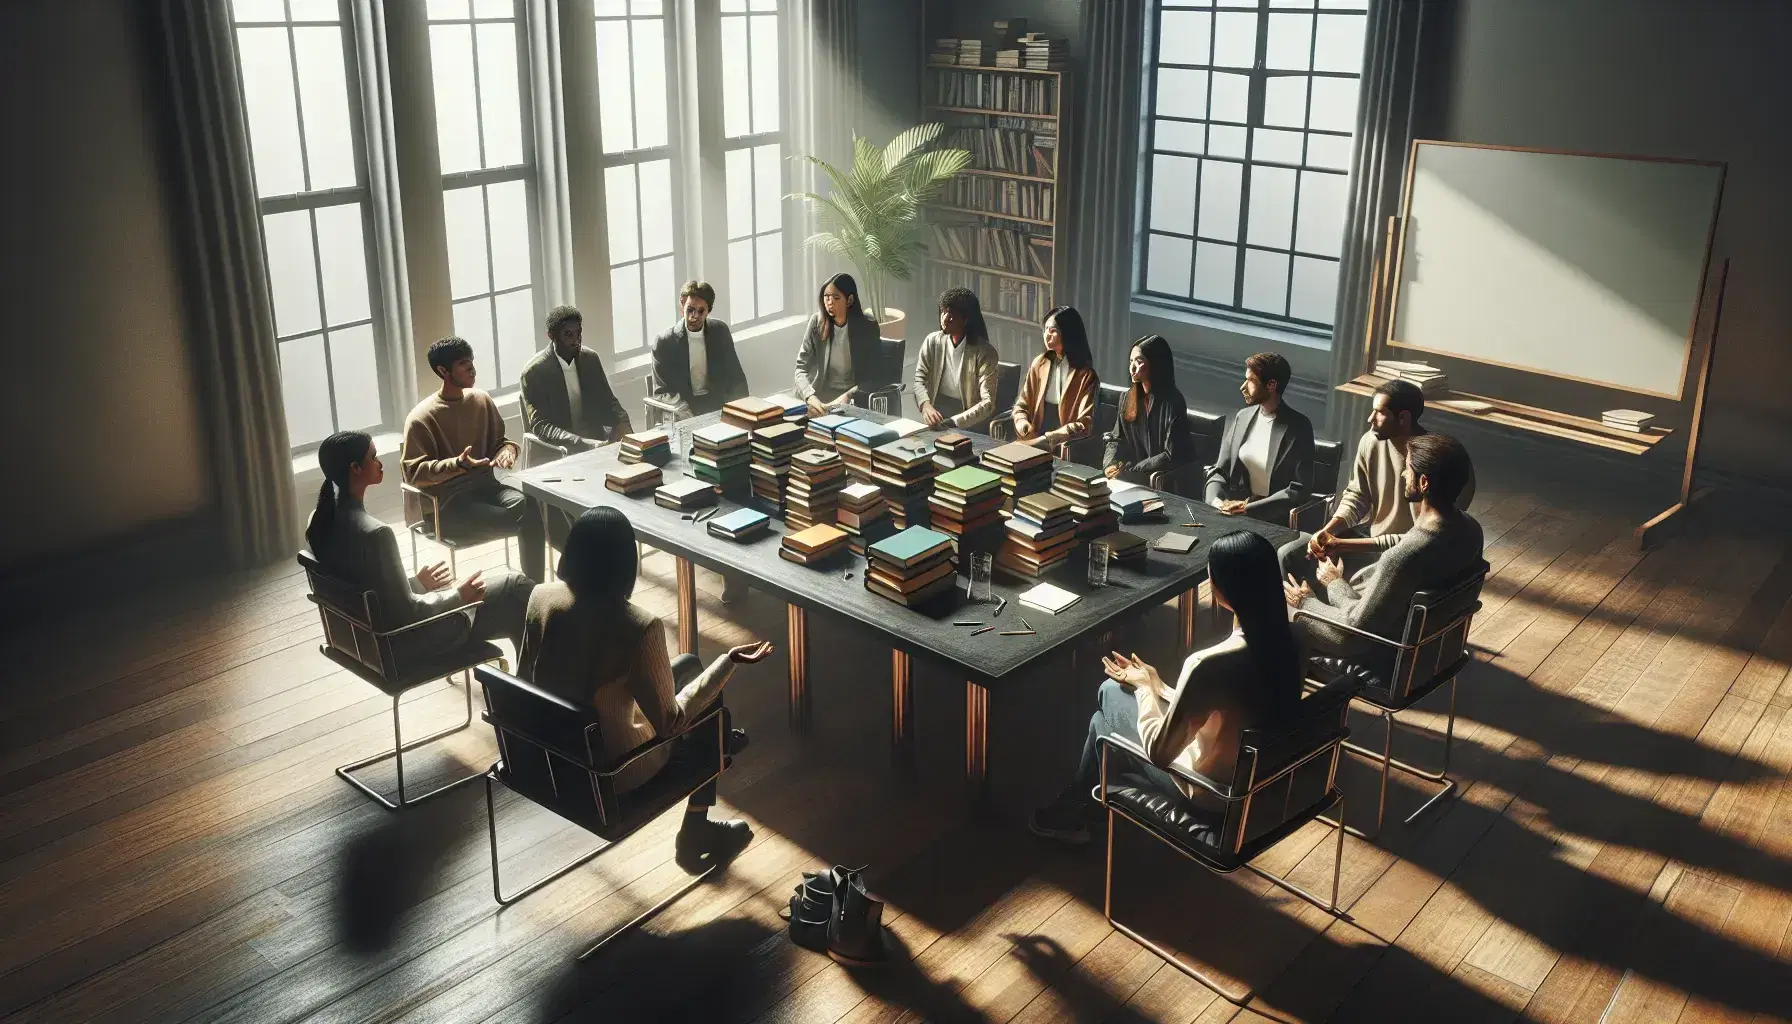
[965,681,989,790]
[787,604,810,732]
[675,557,698,655]
[892,650,913,766]
[1179,588,1198,652]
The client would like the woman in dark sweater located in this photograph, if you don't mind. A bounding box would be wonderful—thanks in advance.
[1102,335,1195,485]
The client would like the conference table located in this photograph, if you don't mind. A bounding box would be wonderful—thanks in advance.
[514,411,1296,792]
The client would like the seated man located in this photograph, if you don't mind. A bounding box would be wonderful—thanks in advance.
[519,305,632,454]
[1205,351,1315,524]
[650,280,749,418]
[1286,433,1484,676]
[403,337,547,583]
[913,287,1000,432]
[1279,379,1477,583]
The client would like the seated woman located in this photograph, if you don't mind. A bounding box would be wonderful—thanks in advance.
[1030,531,1303,844]
[793,272,886,415]
[1102,335,1195,486]
[1011,305,1098,451]
[517,506,774,869]
[305,431,534,667]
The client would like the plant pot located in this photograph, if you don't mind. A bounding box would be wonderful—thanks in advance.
[877,307,908,341]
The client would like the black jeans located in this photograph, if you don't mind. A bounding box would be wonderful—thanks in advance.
[437,477,545,583]
[663,652,729,810]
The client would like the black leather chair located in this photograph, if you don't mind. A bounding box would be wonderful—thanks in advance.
[865,337,907,414]
[1186,407,1227,472]
[1296,561,1488,837]
[1098,676,1362,1004]
[1069,382,1128,469]
[476,663,732,960]
[1284,438,1345,533]
[299,551,502,809]
[983,360,1024,438]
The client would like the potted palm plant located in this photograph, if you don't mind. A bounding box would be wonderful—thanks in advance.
[791,123,970,340]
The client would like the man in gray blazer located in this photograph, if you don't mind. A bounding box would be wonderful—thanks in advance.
[518,306,632,455]
[913,287,1000,431]
[1204,352,1315,525]
[650,280,749,418]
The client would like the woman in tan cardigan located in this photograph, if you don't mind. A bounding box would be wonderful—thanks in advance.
[1011,305,1099,451]
[518,507,774,870]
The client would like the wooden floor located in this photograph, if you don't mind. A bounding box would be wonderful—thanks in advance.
[3,467,1792,1023]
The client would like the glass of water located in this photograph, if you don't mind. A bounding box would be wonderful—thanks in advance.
[675,426,691,462]
[970,551,994,602]
[1087,540,1110,588]
[870,391,893,417]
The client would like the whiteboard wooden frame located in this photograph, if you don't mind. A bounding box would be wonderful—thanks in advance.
[1383,139,1726,401]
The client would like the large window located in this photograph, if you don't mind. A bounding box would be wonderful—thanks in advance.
[720,0,785,326]
[597,0,677,355]
[1139,0,1367,332]
[233,0,383,448]
[429,0,539,393]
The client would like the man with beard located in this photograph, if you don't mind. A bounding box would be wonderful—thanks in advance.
[1279,378,1475,583]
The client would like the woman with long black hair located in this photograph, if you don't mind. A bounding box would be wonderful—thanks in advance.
[304,431,534,665]
[1101,334,1195,485]
[1011,305,1099,449]
[793,272,886,415]
[1030,530,1304,844]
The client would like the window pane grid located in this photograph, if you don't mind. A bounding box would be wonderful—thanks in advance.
[1140,1,1364,330]
[721,1,783,326]
[597,5,678,355]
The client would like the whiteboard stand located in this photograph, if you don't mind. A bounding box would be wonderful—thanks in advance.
[1635,257,1729,550]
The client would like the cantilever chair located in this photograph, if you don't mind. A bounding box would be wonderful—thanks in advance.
[299,551,502,809]
[1294,561,1488,837]
[400,480,513,577]
[476,664,733,960]
[642,369,684,430]
[1099,675,1362,1005]
[520,431,570,470]
[1283,438,1345,533]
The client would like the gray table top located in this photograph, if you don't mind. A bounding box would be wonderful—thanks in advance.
[515,411,1296,685]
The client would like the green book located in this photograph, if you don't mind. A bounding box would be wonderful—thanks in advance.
[934,464,1002,497]
[866,526,955,570]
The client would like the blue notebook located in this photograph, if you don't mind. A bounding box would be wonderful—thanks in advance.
[707,507,771,540]
[837,420,898,448]
[810,414,855,437]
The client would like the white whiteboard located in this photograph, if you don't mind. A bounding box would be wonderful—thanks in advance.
[1389,143,1723,399]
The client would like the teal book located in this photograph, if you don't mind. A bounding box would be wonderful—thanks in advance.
[867,526,955,570]
[837,421,898,448]
[708,507,771,540]
[810,414,856,437]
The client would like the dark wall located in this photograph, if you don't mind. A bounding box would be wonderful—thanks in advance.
[0,0,208,573]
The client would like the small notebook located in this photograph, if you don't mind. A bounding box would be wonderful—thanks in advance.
[1017,582,1081,615]
[1151,532,1198,554]
[707,507,770,541]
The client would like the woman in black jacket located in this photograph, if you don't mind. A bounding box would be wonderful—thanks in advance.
[1103,335,1194,486]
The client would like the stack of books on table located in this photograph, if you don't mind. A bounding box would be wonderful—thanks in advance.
[762,392,810,424]
[836,481,893,555]
[619,429,671,466]
[721,397,786,433]
[1100,531,1147,568]
[1108,480,1166,521]
[654,476,716,513]
[690,423,751,493]
[786,448,846,530]
[933,432,976,471]
[708,507,770,543]
[835,420,898,483]
[980,441,1055,514]
[1372,360,1449,397]
[1601,409,1657,433]
[748,421,807,513]
[1053,465,1118,539]
[1019,32,1067,70]
[805,413,855,449]
[866,527,959,607]
[605,462,662,496]
[995,491,1078,579]
[780,523,850,566]
[928,464,1006,543]
[872,438,938,530]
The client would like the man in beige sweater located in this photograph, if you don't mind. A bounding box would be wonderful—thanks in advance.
[402,337,544,583]
[1279,379,1475,584]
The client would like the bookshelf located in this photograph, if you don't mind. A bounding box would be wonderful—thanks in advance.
[923,62,1068,358]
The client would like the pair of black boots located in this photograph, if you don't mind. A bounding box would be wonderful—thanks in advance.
[783,865,889,965]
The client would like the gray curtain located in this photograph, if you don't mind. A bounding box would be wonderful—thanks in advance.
[1323,0,1432,445]
[787,0,859,302]
[1065,0,1147,383]
[153,0,297,568]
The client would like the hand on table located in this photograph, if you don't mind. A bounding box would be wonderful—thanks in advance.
[1283,575,1312,609]
[1217,499,1249,516]
[415,561,452,592]
[921,403,946,428]
[805,396,829,417]
[728,640,775,664]
[458,570,487,604]
[1104,463,1124,480]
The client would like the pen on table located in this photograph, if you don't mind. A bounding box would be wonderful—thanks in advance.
[1018,616,1032,631]
[998,630,1036,636]
[970,625,995,636]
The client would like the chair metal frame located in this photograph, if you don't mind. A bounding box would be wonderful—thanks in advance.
[477,666,730,960]
[1097,686,1355,1005]
[520,430,570,470]
[1284,437,1345,533]
[1293,566,1485,838]
[300,554,501,810]
[401,481,513,577]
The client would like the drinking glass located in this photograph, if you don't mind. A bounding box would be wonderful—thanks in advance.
[870,392,893,417]
[1087,541,1110,588]
[970,551,994,602]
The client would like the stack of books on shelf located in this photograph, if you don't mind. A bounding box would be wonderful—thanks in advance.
[618,429,671,465]
[762,392,810,424]
[931,223,1054,279]
[932,72,1057,116]
[780,524,850,567]
[933,432,976,471]
[871,438,938,530]
[981,441,1055,513]
[995,48,1021,68]
[654,476,716,513]
[1108,480,1166,521]
[1372,360,1449,397]
[1601,409,1657,433]
[785,448,846,530]
[1101,531,1147,568]
[1053,465,1118,539]
[944,127,1058,178]
[943,176,1054,221]
[689,423,751,493]
[835,419,898,483]
[836,481,892,555]
[928,464,1006,542]
[605,462,662,496]
[707,507,770,543]
[748,421,807,513]
[721,396,786,433]
[929,38,984,67]
[995,491,1077,580]
[805,412,855,449]
[865,527,959,608]
[1019,32,1067,70]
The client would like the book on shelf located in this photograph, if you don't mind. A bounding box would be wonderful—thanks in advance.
[944,126,1059,179]
[1601,409,1657,432]
[1018,33,1067,71]
[931,69,1058,116]
[930,223,1054,279]
[929,264,1053,324]
[943,176,1055,220]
